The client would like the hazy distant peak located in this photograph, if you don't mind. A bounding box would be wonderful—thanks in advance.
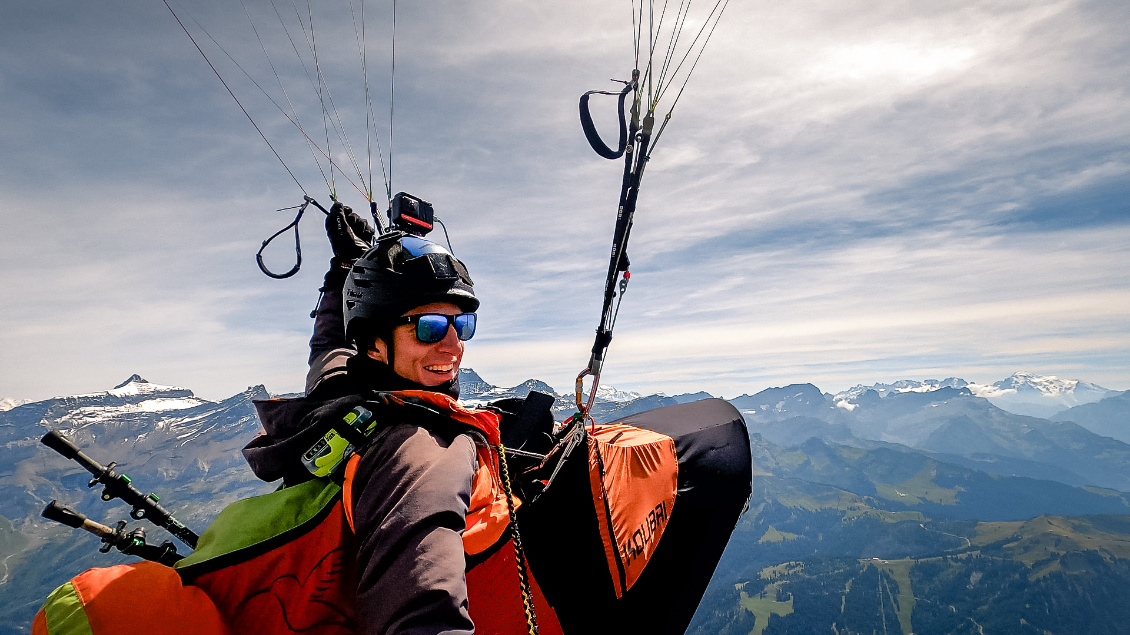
[730,384,830,417]
[670,391,715,404]
[595,385,643,403]
[835,378,969,402]
[965,383,1015,398]
[992,371,1109,398]
[516,378,557,395]
[973,372,1114,418]
[458,368,641,406]
[895,378,968,393]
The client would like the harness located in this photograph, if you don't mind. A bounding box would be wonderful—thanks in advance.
[35,391,697,635]
[177,390,559,635]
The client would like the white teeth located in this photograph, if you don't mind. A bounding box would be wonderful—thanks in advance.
[425,364,453,372]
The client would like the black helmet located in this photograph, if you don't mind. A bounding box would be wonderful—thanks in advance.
[344,231,478,347]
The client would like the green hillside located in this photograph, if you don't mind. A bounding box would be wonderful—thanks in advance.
[757,435,1130,521]
[691,482,1130,634]
[688,432,1130,634]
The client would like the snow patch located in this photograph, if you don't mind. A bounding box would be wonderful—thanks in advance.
[0,398,29,412]
[54,398,208,427]
[595,385,642,403]
[896,385,943,394]
[967,383,1015,398]
[137,398,207,412]
[108,376,187,397]
[834,378,968,402]
[834,399,857,411]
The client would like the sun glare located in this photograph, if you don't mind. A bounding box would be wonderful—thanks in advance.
[814,42,977,84]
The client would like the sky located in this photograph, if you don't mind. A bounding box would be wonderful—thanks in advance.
[1,0,1128,403]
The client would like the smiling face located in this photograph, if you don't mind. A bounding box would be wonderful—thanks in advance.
[366,302,465,386]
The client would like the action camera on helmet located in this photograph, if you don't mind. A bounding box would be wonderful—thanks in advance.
[389,192,434,236]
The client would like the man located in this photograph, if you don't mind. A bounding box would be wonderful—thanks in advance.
[31,204,522,635]
[305,205,476,399]
[33,203,748,635]
[244,204,491,634]
[176,204,560,634]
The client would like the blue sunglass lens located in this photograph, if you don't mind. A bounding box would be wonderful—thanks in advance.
[415,315,451,343]
[413,314,476,343]
[454,314,476,341]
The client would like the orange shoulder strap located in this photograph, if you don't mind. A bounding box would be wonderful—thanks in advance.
[343,453,362,533]
[342,442,514,556]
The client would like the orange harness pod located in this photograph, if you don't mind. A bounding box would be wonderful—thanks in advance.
[33,561,231,635]
[586,423,679,597]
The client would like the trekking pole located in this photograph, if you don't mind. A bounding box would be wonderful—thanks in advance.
[41,430,199,549]
[42,500,183,566]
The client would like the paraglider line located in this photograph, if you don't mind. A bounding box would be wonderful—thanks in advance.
[175,3,370,201]
[351,0,391,201]
[306,1,338,198]
[651,0,730,152]
[162,0,306,195]
[238,0,332,192]
[388,0,397,201]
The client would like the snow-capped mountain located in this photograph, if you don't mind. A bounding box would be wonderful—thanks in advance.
[833,373,1113,419]
[732,384,836,421]
[977,372,1113,418]
[0,375,273,633]
[0,375,270,528]
[2,369,1127,634]
[834,378,968,402]
[990,372,1109,399]
[0,368,669,632]
[456,368,495,398]
[593,385,643,403]
[457,368,645,416]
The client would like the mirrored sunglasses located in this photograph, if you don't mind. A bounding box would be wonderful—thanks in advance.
[396,313,477,344]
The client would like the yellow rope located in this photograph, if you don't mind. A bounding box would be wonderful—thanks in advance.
[495,444,540,635]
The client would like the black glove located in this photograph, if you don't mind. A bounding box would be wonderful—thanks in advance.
[326,202,375,265]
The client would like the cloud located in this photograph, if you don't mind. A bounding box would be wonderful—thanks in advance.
[2,0,1128,401]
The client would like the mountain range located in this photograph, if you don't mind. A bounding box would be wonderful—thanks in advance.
[829,372,1116,419]
[2,370,1129,633]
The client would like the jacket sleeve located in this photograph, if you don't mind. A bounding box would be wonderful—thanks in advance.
[349,422,478,635]
[306,262,355,394]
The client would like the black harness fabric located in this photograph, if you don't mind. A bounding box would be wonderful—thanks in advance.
[518,398,751,635]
